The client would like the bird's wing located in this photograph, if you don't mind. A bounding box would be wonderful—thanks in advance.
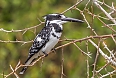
[19,25,52,74]
[26,25,52,64]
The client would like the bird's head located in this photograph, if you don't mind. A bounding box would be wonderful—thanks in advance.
[43,13,84,24]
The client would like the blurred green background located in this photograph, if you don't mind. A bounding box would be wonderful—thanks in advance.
[0,0,116,78]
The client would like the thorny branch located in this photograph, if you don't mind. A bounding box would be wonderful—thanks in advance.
[93,0,116,24]
[0,0,116,78]
[89,39,116,66]
[92,39,101,78]
[0,22,44,33]
[60,48,66,78]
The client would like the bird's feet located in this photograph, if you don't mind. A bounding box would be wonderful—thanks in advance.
[42,51,48,57]
[52,48,56,54]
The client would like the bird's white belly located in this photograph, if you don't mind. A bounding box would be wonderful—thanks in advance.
[42,32,62,54]
[45,39,58,52]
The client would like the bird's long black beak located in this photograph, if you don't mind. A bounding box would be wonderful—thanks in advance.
[61,17,84,23]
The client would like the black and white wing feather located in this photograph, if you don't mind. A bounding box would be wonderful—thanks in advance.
[20,25,52,74]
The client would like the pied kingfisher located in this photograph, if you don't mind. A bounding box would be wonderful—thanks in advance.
[19,13,84,74]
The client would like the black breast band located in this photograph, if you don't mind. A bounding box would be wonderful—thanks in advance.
[52,33,60,39]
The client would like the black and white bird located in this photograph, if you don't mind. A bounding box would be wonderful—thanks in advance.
[19,13,84,74]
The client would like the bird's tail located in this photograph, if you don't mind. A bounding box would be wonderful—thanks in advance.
[19,66,28,74]
[19,54,37,74]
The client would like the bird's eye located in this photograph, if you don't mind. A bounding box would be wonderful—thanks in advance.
[57,15,61,18]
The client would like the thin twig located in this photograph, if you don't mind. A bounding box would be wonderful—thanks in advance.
[73,43,91,58]
[93,0,116,24]
[0,22,44,33]
[61,0,83,14]
[92,39,101,78]
[86,41,90,78]
[88,39,116,66]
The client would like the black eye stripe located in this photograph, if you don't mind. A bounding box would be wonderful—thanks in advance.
[59,15,61,17]
[57,15,61,18]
